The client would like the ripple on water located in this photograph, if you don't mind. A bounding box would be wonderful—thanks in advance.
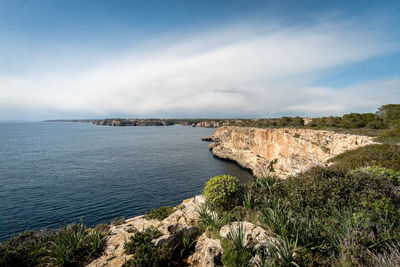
[0,122,251,241]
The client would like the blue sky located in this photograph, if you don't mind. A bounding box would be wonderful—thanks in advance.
[0,0,399,120]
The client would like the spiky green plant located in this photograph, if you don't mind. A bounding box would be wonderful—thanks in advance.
[196,205,227,230]
[228,223,247,251]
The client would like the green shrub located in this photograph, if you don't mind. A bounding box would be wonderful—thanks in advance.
[221,238,252,267]
[144,206,174,221]
[203,175,240,209]
[174,228,200,258]
[111,216,126,226]
[246,175,285,208]
[50,223,107,266]
[377,127,400,143]
[123,243,173,267]
[328,144,400,172]
[285,167,400,216]
[0,223,107,267]
[323,208,400,265]
[123,226,199,266]
[0,231,51,267]
[242,190,254,210]
[123,227,162,255]
[196,205,228,231]
[351,165,400,186]
[127,226,138,234]
[93,223,110,235]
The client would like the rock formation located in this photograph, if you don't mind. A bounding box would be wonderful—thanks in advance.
[192,121,222,128]
[205,126,376,177]
[86,196,205,267]
[92,119,172,126]
[219,221,279,252]
[187,233,223,267]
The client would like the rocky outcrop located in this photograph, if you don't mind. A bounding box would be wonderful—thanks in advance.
[92,119,172,126]
[219,221,283,265]
[187,233,223,267]
[86,195,205,267]
[219,221,279,252]
[192,121,223,128]
[205,126,376,177]
[192,120,243,128]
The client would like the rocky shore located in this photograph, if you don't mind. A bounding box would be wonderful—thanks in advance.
[87,196,206,267]
[86,195,283,267]
[204,126,376,177]
[92,119,173,126]
[90,119,239,128]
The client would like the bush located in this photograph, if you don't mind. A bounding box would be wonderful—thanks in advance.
[123,226,200,266]
[122,227,173,266]
[50,223,107,266]
[328,144,400,172]
[0,223,107,267]
[351,166,400,186]
[123,227,162,255]
[111,217,126,226]
[377,127,400,143]
[285,167,400,216]
[203,175,241,209]
[144,206,174,221]
[0,231,51,267]
[324,208,400,265]
[123,243,173,267]
[196,205,228,231]
[174,229,200,259]
[221,238,252,267]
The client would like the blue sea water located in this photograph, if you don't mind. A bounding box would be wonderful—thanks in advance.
[0,122,250,241]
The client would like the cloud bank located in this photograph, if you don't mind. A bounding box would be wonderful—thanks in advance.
[0,20,399,119]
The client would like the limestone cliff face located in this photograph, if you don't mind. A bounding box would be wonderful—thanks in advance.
[206,126,376,177]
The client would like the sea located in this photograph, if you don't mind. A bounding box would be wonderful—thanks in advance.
[0,122,251,241]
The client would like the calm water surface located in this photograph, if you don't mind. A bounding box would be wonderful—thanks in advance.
[0,122,250,241]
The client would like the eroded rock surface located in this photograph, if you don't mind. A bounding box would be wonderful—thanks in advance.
[86,195,205,267]
[187,232,223,267]
[220,221,279,251]
[206,126,376,177]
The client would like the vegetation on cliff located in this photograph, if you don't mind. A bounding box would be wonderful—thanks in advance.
[197,143,400,266]
[229,104,400,143]
[0,223,109,267]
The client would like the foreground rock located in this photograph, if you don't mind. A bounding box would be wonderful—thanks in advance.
[86,195,205,267]
[205,126,376,177]
[220,221,280,252]
[187,233,223,267]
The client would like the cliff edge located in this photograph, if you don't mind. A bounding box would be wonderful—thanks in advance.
[205,126,376,177]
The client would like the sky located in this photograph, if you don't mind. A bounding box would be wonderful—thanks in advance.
[0,0,399,120]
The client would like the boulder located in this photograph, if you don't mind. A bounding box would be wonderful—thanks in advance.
[187,232,223,267]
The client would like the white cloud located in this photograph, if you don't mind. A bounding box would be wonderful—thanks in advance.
[0,21,398,119]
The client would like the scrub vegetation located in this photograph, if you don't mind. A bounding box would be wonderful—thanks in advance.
[196,143,400,266]
[0,223,109,267]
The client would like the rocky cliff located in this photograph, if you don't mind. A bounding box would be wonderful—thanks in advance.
[205,126,376,177]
